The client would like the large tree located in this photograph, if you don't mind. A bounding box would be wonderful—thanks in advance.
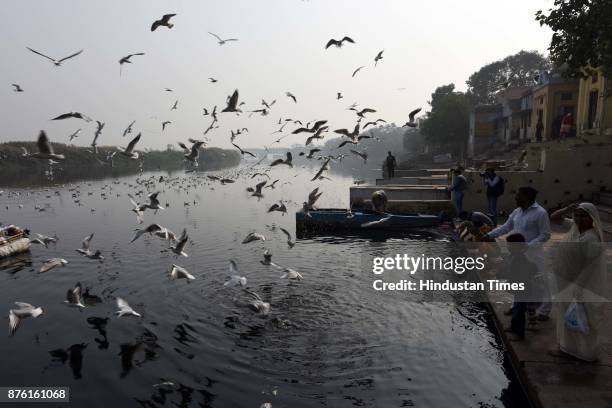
[466,50,550,104]
[420,84,473,155]
[535,0,612,78]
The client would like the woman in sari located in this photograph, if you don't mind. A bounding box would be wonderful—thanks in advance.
[549,202,607,361]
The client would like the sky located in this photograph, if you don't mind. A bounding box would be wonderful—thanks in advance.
[1,0,553,151]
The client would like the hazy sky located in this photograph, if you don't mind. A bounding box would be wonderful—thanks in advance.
[1,0,553,150]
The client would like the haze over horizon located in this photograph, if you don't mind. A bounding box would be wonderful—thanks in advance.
[1,0,553,151]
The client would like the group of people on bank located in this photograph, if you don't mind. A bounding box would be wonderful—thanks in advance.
[455,179,607,363]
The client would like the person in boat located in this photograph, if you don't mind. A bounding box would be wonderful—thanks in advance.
[548,202,607,362]
[456,210,494,241]
[371,190,388,213]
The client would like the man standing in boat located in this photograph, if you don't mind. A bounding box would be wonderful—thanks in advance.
[385,152,397,179]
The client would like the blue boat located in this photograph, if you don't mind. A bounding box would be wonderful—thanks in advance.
[295,208,441,232]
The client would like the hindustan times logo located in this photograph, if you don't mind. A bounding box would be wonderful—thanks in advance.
[372,254,487,275]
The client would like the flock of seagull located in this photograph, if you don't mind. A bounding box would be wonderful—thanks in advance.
[4,12,425,406]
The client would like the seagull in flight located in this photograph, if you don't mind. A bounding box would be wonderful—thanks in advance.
[232,142,256,158]
[26,47,83,66]
[65,282,85,308]
[30,131,65,161]
[352,66,365,77]
[119,53,145,74]
[374,50,384,66]
[247,180,267,198]
[130,223,171,243]
[270,152,292,167]
[68,128,82,142]
[280,227,296,248]
[242,232,266,244]
[117,133,141,160]
[123,120,136,137]
[40,258,68,273]
[224,260,247,287]
[9,302,44,336]
[169,229,189,257]
[151,14,176,31]
[403,108,422,127]
[285,92,297,103]
[222,89,241,113]
[208,32,239,45]
[171,100,178,110]
[51,112,92,122]
[162,121,171,131]
[169,264,195,280]
[325,36,355,49]
[76,233,104,260]
[12,84,24,92]
[115,297,141,317]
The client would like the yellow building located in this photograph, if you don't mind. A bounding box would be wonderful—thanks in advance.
[530,73,579,141]
[576,68,612,136]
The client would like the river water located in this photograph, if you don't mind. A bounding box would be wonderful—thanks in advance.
[0,164,526,408]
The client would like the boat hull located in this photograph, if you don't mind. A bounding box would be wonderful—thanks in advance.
[296,208,440,232]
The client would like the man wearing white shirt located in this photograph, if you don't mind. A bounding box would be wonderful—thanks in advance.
[484,186,552,318]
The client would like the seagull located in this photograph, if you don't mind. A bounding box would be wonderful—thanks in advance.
[169,229,189,257]
[119,53,145,74]
[334,124,360,140]
[31,131,65,161]
[208,32,238,45]
[26,47,83,66]
[40,258,68,273]
[403,108,422,127]
[11,84,24,92]
[232,142,256,158]
[209,77,218,83]
[305,126,328,145]
[161,121,171,131]
[169,264,195,280]
[118,133,141,159]
[128,194,146,223]
[349,149,368,163]
[184,140,205,166]
[130,223,171,243]
[270,152,292,167]
[76,233,104,260]
[122,120,136,137]
[352,66,365,77]
[325,36,355,49]
[285,92,297,103]
[242,232,266,244]
[281,268,303,280]
[68,128,82,142]
[308,187,323,209]
[260,249,278,266]
[151,14,176,31]
[248,181,267,198]
[224,260,247,287]
[310,158,331,181]
[243,290,270,316]
[374,50,384,66]
[292,120,327,134]
[8,302,43,336]
[267,201,287,214]
[222,89,241,112]
[280,227,296,248]
[91,121,105,153]
[115,297,141,317]
[299,148,321,158]
[145,192,165,210]
[65,282,85,308]
[171,100,178,110]
[363,119,386,129]
[35,233,58,246]
[355,108,376,118]
[51,112,92,122]
[336,92,343,100]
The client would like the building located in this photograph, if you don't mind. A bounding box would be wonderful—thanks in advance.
[495,86,532,147]
[576,67,612,136]
[467,104,502,158]
[530,71,579,141]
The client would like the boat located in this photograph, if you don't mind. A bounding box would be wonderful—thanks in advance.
[296,208,441,232]
[0,225,31,258]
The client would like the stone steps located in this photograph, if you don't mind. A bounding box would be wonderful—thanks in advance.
[376,176,448,186]
[350,185,451,202]
[356,199,454,215]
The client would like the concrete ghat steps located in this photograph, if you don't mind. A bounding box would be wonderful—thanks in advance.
[376,176,448,186]
[350,185,451,202]
[376,169,450,178]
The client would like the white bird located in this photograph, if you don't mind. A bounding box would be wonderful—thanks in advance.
[35,233,58,246]
[30,131,65,161]
[169,264,195,280]
[8,302,44,336]
[280,227,296,248]
[117,133,141,160]
[128,194,146,223]
[243,290,271,316]
[76,233,104,260]
[169,229,189,257]
[248,181,267,198]
[130,223,172,243]
[65,282,85,308]
[68,128,81,142]
[270,152,292,167]
[224,260,247,287]
[40,258,68,273]
[281,268,303,280]
[208,32,239,45]
[242,232,266,244]
[403,108,422,128]
[122,120,136,137]
[115,297,141,317]
[26,47,83,66]
[146,192,165,210]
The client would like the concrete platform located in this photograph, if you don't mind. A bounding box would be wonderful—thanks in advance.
[350,185,451,202]
[357,199,454,215]
[482,225,612,408]
[375,169,450,178]
[376,175,448,186]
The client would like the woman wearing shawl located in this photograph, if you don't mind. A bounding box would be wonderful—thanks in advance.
[549,202,607,361]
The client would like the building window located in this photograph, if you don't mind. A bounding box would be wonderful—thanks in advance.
[561,92,572,100]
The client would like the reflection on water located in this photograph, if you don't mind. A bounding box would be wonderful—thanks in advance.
[0,165,526,407]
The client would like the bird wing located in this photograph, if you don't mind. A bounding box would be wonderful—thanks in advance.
[352,66,364,77]
[58,50,83,63]
[229,260,239,275]
[26,47,56,62]
[280,227,292,240]
[334,128,350,137]
[175,230,188,251]
[255,180,267,192]
[286,152,292,162]
[269,159,283,167]
[8,310,20,335]
[82,233,94,251]
[208,32,222,41]
[37,131,53,154]
[227,89,239,109]
[408,107,422,122]
[40,258,61,273]
[125,133,141,153]
[151,20,161,31]
[116,297,130,311]
[161,14,176,23]
[145,223,163,234]
[325,39,339,49]
[342,36,355,44]
[128,194,139,207]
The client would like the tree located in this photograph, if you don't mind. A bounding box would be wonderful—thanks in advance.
[420,84,473,155]
[535,0,612,78]
[466,50,550,104]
